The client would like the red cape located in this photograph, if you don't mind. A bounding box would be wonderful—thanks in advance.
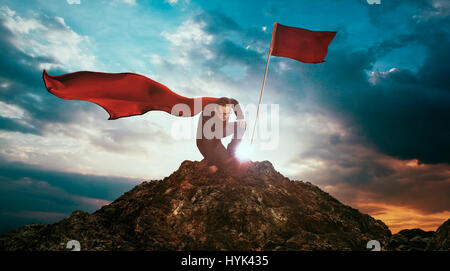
[42,70,219,120]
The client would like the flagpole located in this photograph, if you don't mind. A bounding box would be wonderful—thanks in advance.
[250,49,271,144]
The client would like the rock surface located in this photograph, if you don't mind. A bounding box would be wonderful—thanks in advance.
[387,229,435,251]
[433,219,450,250]
[387,219,450,251]
[0,160,442,251]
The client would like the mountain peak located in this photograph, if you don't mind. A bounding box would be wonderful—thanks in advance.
[0,160,400,251]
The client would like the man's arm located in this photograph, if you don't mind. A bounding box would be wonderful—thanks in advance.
[230,99,245,120]
[234,102,246,131]
[225,100,246,157]
[223,100,246,137]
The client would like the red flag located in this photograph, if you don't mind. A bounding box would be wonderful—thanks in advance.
[42,70,218,120]
[269,22,336,63]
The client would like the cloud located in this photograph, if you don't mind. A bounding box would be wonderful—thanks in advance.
[67,0,81,4]
[155,10,271,101]
[155,14,253,98]
[156,7,450,168]
[0,7,96,71]
[165,0,178,6]
[368,67,399,85]
[289,15,450,165]
[351,203,450,233]
[147,53,163,64]
[0,156,140,234]
[0,6,181,183]
[0,110,175,179]
[0,6,99,134]
[161,18,215,65]
[280,5,450,229]
[0,100,26,119]
[164,0,192,6]
[0,6,207,183]
[282,105,450,232]
[111,0,137,6]
[122,0,137,5]
[291,138,450,215]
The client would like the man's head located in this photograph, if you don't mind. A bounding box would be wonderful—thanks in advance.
[214,97,237,121]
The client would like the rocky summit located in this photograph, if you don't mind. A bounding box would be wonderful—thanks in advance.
[0,160,446,251]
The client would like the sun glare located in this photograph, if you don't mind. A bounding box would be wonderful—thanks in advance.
[235,142,253,161]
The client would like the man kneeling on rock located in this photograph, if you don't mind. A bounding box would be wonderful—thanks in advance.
[196,97,246,173]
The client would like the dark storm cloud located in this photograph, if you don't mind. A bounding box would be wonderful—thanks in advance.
[318,2,450,164]
[289,132,450,215]
[329,160,450,214]
[304,44,450,164]
[0,156,141,234]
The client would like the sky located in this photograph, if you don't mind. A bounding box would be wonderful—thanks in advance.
[0,0,449,234]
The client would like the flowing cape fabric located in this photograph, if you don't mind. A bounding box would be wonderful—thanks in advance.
[42,69,219,120]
